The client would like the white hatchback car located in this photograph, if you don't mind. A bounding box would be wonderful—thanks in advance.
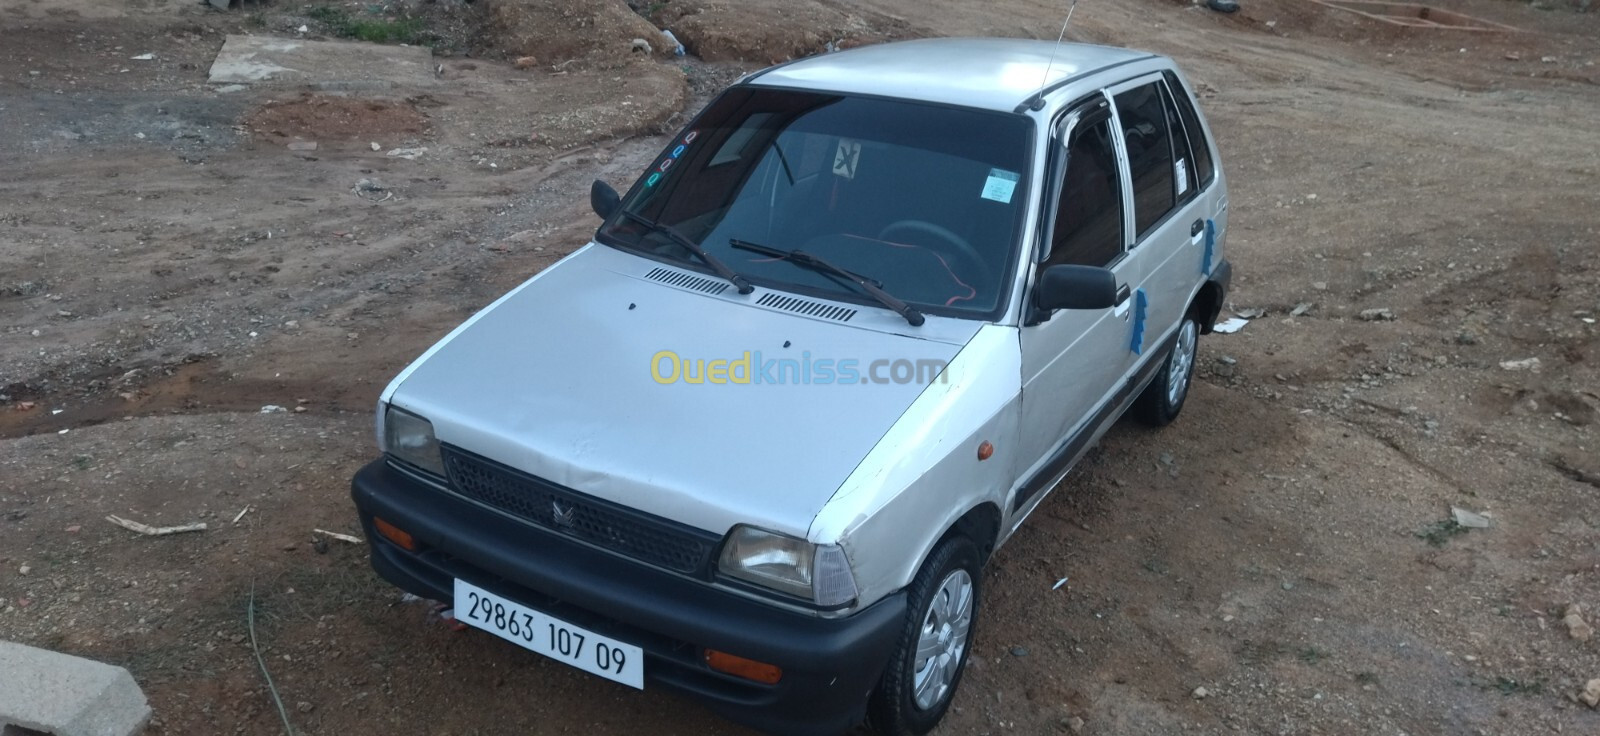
[352,37,1230,736]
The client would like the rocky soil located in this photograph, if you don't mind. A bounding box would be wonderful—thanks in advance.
[2,0,1598,734]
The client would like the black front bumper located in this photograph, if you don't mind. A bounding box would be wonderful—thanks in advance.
[351,459,906,736]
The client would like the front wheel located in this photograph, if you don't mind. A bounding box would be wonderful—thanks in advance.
[1133,316,1199,427]
[867,535,982,736]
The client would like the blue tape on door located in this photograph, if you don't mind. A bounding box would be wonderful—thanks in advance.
[1202,219,1216,276]
[1131,288,1148,355]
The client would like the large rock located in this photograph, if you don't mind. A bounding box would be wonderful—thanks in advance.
[485,0,672,68]
[0,641,152,736]
[652,0,908,64]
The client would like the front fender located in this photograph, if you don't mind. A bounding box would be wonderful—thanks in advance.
[809,324,1022,605]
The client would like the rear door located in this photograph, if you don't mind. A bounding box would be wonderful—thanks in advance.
[1105,72,1220,351]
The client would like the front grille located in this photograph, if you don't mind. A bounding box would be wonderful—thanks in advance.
[440,447,720,575]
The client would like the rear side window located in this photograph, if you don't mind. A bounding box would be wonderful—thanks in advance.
[1112,83,1175,239]
[1164,71,1215,190]
[1043,116,1125,269]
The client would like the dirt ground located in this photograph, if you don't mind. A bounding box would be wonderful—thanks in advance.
[2,0,1599,734]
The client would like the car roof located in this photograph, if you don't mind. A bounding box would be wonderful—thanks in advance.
[746,38,1158,113]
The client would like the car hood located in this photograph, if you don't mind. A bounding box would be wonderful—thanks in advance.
[388,244,984,540]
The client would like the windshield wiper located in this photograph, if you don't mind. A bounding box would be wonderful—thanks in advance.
[731,239,924,326]
[620,210,753,294]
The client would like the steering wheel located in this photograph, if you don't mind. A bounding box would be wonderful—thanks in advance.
[875,220,991,288]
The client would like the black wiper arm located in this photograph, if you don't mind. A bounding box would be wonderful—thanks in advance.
[729,239,883,288]
[730,239,924,326]
[620,210,753,294]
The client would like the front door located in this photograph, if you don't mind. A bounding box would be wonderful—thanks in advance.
[1013,98,1139,520]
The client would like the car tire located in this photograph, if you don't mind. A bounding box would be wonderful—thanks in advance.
[867,535,982,736]
[1133,315,1199,427]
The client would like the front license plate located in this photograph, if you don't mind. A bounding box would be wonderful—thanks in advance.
[453,578,644,689]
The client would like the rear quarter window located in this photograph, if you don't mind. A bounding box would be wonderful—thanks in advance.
[1163,71,1215,190]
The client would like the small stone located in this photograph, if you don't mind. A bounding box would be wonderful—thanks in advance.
[286,141,318,152]
[1217,355,1237,365]
[1565,605,1594,642]
[1541,56,1557,63]
[1311,281,1327,291]
[1010,646,1029,657]
[369,142,381,152]
[297,701,315,713]
[1066,716,1085,733]
[1290,302,1313,317]
[18,565,30,576]
[1192,686,1210,699]
[65,525,80,533]
[513,56,538,70]
[1581,679,1600,708]
[1498,357,1541,372]
[631,38,653,53]
[1358,308,1395,322]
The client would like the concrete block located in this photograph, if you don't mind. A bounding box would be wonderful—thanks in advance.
[207,35,437,88]
[0,641,151,736]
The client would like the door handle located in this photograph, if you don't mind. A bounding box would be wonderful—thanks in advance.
[1114,284,1132,306]
[1190,219,1205,237]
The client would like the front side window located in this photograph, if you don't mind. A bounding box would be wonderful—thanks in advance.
[1113,82,1176,239]
[1042,115,1125,270]
[598,88,1033,318]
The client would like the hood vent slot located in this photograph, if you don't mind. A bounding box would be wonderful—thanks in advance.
[644,266,728,295]
[756,293,857,322]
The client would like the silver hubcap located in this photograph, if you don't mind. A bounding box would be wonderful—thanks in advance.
[912,569,973,711]
[1167,320,1197,406]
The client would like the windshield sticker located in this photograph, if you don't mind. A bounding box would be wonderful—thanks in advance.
[645,172,662,188]
[1175,158,1190,195]
[683,130,699,144]
[832,139,861,179]
[980,169,1019,204]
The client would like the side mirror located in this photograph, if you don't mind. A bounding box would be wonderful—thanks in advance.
[590,179,620,220]
[1034,264,1117,312]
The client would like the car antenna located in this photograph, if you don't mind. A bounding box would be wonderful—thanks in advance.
[1028,0,1081,111]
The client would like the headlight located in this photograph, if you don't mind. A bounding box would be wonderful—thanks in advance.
[718,526,858,607]
[384,405,446,477]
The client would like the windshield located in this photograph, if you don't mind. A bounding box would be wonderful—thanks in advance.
[597,87,1033,319]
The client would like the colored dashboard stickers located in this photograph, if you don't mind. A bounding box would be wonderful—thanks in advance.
[646,130,700,188]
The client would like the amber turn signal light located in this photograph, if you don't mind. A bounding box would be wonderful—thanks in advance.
[704,649,783,684]
[977,440,994,461]
[373,516,417,551]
